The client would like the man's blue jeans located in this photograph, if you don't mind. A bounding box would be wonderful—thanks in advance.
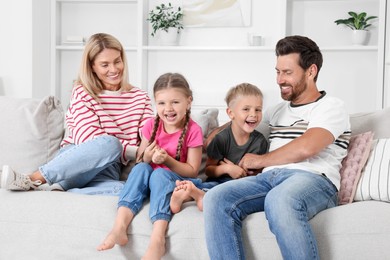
[203,168,338,260]
[39,135,124,195]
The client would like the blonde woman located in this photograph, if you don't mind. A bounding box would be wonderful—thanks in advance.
[1,33,154,195]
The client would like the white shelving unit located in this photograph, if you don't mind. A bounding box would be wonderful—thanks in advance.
[51,0,387,122]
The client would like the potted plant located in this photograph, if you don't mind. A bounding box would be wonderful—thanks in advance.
[147,2,184,45]
[334,11,378,45]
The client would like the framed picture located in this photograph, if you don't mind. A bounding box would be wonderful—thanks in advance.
[183,0,252,27]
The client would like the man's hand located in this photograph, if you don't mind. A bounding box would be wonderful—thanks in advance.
[239,153,263,172]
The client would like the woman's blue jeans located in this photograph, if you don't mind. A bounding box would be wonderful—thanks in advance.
[203,168,338,260]
[39,135,124,195]
[118,162,202,222]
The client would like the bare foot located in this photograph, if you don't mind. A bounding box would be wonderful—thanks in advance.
[97,228,128,251]
[170,181,192,213]
[170,180,205,213]
[141,236,166,260]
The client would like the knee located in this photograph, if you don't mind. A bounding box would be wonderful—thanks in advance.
[149,169,175,188]
[95,135,122,159]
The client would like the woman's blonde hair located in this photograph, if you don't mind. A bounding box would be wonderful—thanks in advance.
[75,33,131,100]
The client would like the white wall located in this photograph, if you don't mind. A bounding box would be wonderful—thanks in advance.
[0,0,33,97]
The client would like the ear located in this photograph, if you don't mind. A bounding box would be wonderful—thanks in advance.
[226,107,234,120]
[187,96,192,110]
[308,64,318,78]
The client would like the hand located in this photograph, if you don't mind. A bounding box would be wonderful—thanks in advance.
[220,158,247,179]
[152,147,167,165]
[238,153,263,172]
[143,140,157,163]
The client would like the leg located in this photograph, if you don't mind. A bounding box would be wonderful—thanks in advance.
[142,220,168,260]
[97,206,134,251]
[203,175,271,260]
[97,163,153,251]
[170,180,205,213]
[264,170,338,260]
[41,135,122,189]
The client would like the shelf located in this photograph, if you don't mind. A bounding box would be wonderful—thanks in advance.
[56,0,136,3]
[55,45,137,51]
[143,46,275,51]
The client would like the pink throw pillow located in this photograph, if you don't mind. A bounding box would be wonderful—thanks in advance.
[338,131,374,205]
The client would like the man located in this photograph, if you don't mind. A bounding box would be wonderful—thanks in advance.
[203,35,351,260]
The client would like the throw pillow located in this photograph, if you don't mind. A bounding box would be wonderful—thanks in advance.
[0,96,65,175]
[354,138,390,202]
[338,131,374,205]
[191,108,219,138]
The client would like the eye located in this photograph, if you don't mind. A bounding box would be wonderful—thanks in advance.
[256,108,262,112]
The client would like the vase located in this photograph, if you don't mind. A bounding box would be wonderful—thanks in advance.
[351,30,369,45]
[159,28,179,46]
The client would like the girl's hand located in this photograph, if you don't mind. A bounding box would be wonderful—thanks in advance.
[143,140,157,163]
[152,147,167,165]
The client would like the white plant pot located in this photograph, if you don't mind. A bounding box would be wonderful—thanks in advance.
[352,30,369,45]
[158,28,179,46]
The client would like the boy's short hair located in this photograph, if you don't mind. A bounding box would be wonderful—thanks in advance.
[225,83,263,107]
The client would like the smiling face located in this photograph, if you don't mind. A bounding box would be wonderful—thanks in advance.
[275,53,311,103]
[227,94,263,135]
[154,88,192,133]
[92,48,124,91]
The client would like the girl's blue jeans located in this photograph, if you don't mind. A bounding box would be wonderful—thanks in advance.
[203,168,338,260]
[39,135,124,195]
[118,162,202,222]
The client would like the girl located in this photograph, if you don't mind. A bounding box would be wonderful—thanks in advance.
[1,33,154,195]
[97,73,204,259]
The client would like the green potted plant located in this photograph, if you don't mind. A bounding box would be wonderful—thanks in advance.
[334,11,378,45]
[147,2,184,45]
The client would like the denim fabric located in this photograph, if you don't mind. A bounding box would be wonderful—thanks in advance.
[118,162,202,222]
[39,135,123,195]
[203,168,338,260]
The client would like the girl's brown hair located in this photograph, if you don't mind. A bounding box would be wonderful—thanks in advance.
[75,33,131,100]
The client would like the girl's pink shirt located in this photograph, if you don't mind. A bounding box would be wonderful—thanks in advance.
[142,118,203,170]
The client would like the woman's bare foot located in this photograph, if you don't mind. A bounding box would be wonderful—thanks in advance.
[170,180,206,213]
[96,228,128,251]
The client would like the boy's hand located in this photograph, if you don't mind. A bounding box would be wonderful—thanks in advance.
[220,158,247,179]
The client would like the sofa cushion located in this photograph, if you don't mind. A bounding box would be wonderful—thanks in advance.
[349,106,390,139]
[354,138,390,202]
[0,96,64,174]
[338,131,373,205]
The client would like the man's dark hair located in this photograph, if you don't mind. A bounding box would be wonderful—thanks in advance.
[275,35,323,82]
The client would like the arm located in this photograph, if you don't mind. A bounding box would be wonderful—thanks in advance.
[152,146,203,178]
[239,127,334,170]
[205,157,248,179]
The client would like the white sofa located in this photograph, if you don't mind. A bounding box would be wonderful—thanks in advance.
[0,96,390,260]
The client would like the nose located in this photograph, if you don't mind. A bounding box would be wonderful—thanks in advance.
[277,74,285,85]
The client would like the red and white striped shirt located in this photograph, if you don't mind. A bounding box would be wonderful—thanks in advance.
[61,85,154,164]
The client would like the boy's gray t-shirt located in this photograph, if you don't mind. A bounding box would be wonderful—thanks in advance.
[207,124,268,164]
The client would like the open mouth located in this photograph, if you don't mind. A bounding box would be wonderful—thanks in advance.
[245,120,257,128]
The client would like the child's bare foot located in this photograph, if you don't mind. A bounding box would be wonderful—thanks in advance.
[97,229,128,251]
[170,180,206,213]
[141,236,166,260]
[170,181,192,213]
